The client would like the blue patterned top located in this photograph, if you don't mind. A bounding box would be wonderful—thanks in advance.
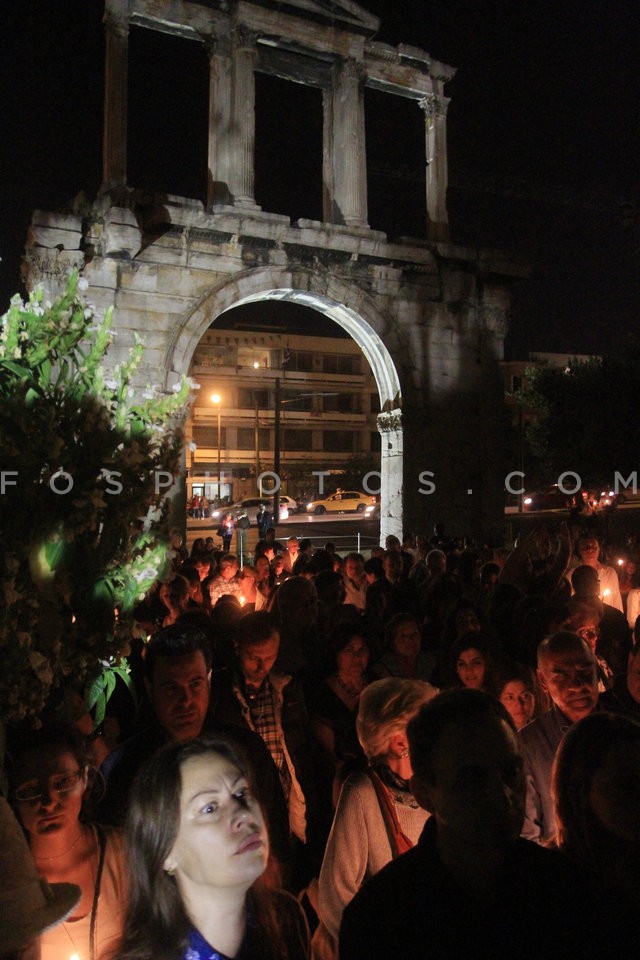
[184,926,229,960]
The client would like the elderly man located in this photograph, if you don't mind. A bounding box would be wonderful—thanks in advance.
[519,631,599,842]
[281,536,300,574]
[207,552,243,607]
[339,687,626,960]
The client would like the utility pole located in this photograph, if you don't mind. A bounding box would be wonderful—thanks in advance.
[273,376,281,525]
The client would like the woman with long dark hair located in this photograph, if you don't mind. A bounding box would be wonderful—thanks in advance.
[9,725,127,960]
[117,736,309,960]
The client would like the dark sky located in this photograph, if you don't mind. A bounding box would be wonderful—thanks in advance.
[2,0,638,357]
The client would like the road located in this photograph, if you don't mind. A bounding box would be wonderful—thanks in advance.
[187,512,381,555]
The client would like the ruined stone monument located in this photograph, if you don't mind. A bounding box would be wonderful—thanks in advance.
[24,0,526,542]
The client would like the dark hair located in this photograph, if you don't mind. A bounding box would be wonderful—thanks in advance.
[326,622,368,673]
[144,623,212,681]
[119,737,249,960]
[552,712,640,867]
[314,570,346,606]
[8,724,92,815]
[448,631,496,692]
[363,557,384,579]
[235,611,279,650]
[495,661,546,717]
[571,564,600,596]
[407,688,514,783]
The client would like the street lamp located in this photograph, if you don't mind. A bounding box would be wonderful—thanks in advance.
[211,393,221,499]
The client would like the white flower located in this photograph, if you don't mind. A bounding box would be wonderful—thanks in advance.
[44,300,52,310]
[84,308,93,319]
[104,379,118,390]
[13,347,21,359]
[19,331,29,342]
[185,376,201,390]
[143,386,157,399]
[78,277,89,291]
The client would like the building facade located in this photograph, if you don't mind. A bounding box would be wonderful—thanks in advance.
[187,326,380,502]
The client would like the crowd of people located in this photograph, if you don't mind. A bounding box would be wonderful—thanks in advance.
[3,517,640,960]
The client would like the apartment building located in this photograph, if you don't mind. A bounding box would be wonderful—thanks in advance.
[186,327,381,502]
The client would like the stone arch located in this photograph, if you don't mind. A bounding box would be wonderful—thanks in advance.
[165,266,403,541]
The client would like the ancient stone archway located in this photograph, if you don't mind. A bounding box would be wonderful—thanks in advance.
[24,0,526,540]
[165,266,403,542]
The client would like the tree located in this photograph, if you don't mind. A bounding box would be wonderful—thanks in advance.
[517,355,640,490]
[0,274,195,724]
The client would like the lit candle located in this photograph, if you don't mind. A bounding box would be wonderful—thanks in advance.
[603,588,611,598]
[239,595,246,607]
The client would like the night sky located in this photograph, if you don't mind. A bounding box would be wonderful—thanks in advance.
[2,0,637,357]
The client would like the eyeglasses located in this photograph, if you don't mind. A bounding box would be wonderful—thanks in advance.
[578,628,599,642]
[14,769,84,804]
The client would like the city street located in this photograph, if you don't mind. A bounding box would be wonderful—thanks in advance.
[186,512,380,555]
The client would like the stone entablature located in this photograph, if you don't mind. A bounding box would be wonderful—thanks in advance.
[101,0,454,239]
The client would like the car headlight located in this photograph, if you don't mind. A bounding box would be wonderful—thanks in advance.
[523,497,532,505]
[307,503,314,510]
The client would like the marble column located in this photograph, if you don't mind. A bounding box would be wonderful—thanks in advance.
[324,58,368,228]
[102,6,129,193]
[206,36,233,207]
[378,409,403,544]
[229,27,259,208]
[419,93,450,242]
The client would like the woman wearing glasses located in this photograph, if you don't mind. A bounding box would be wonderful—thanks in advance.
[8,725,127,960]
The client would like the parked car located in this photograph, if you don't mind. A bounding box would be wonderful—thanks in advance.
[277,495,301,514]
[613,485,640,504]
[522,484,573,511]
[226,497,289,524]
[306,490,376,514]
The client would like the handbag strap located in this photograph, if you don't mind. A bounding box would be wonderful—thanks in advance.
[365,768,414,857]
[89,825,107,960]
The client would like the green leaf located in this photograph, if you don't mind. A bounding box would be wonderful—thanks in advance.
[85,671,106,712]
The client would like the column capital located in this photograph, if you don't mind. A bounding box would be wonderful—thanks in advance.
[377,410,403,434]
[233,25,259,52]
[334,56,367,85]
[418,93,447,121]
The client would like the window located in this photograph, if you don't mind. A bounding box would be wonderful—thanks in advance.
[323,394,357,414]
[237,388,270,410]
[283,429,313,451]
[285,351,314,372]
[370,393,381,414]
[236,427,270,450]
[323,431,355,453]
[283,391,312,412]
[323,354,360,375]
[193,426,227,448]
[370,431,381,452]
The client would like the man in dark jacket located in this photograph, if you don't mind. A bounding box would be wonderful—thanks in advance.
[340,688,630,960]
[97,623,291,874]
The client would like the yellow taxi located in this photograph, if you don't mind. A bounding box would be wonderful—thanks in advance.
[306,490,376,514]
